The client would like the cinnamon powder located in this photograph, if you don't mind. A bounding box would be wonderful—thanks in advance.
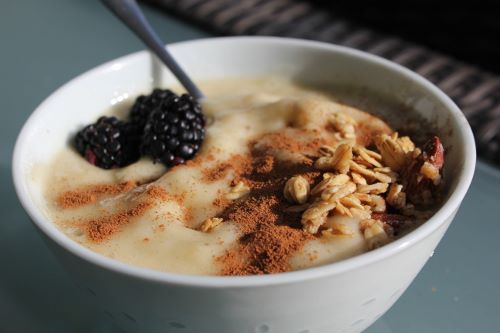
[56,181,137,209]
[80,185,172,242]
[254,130,328,155]
[203,161,233,182]
[216,129,323,275]
[202,154,250,183]
[218,195,314,275]
[145,184,170,201]
[86,202,152,242]
[254,155,274,174]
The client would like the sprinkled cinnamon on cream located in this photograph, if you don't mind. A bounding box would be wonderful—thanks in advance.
[202,154,250,183]
[213,130,323,275]
[56,181,137,209]
[85,202,152,242]
[67,184,179,242]
[145,185,170,201]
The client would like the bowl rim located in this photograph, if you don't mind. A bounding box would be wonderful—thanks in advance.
[12,36,476,288]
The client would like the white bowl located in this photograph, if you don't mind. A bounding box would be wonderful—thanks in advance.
[12,37,475,333]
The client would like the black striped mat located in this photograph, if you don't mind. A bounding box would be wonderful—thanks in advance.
[145,0,500,166]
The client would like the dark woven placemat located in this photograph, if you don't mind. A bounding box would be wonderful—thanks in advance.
[145,0,500,165]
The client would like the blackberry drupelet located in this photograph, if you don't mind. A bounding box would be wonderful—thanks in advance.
[130,89,177,129]
[141,93,205,167]
[74,116,140,169]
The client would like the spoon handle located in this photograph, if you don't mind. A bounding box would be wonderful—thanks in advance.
[101,0,204,100]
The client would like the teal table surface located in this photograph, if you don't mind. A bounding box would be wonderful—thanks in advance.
[1,1,499,332]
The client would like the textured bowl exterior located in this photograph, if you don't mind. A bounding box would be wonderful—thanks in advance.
[13,37,475,333]
[46,210,456,333]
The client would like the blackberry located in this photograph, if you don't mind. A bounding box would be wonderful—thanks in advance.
[74,116,140,169]
[141,92,205,167]
[130,89,177,129]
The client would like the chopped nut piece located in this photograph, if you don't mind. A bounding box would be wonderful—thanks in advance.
[283,175,310,204]
[402,136,444,206]
[386,183,406,209]
[360,219,390,250]
[301,201,336,234]
[420,161,441,184]
[225,181,250,200]
[357,182,389,194]
[367,195,386,212]
[199,217,223,233]
[423,136,444,169]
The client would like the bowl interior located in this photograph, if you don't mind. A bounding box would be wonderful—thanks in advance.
[13,37,475,286]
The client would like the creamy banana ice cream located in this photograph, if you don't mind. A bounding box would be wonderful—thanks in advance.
[32,77,444,275]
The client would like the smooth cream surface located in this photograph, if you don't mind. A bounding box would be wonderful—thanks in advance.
[34,77,396,275]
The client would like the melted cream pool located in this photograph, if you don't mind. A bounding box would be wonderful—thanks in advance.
[33,77,399,275]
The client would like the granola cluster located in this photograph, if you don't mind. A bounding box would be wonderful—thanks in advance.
[225,181,251,200]
[199,217,224,233]
[284,112,444,249]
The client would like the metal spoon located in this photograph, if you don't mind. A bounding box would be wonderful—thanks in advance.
[101,0,204,100]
